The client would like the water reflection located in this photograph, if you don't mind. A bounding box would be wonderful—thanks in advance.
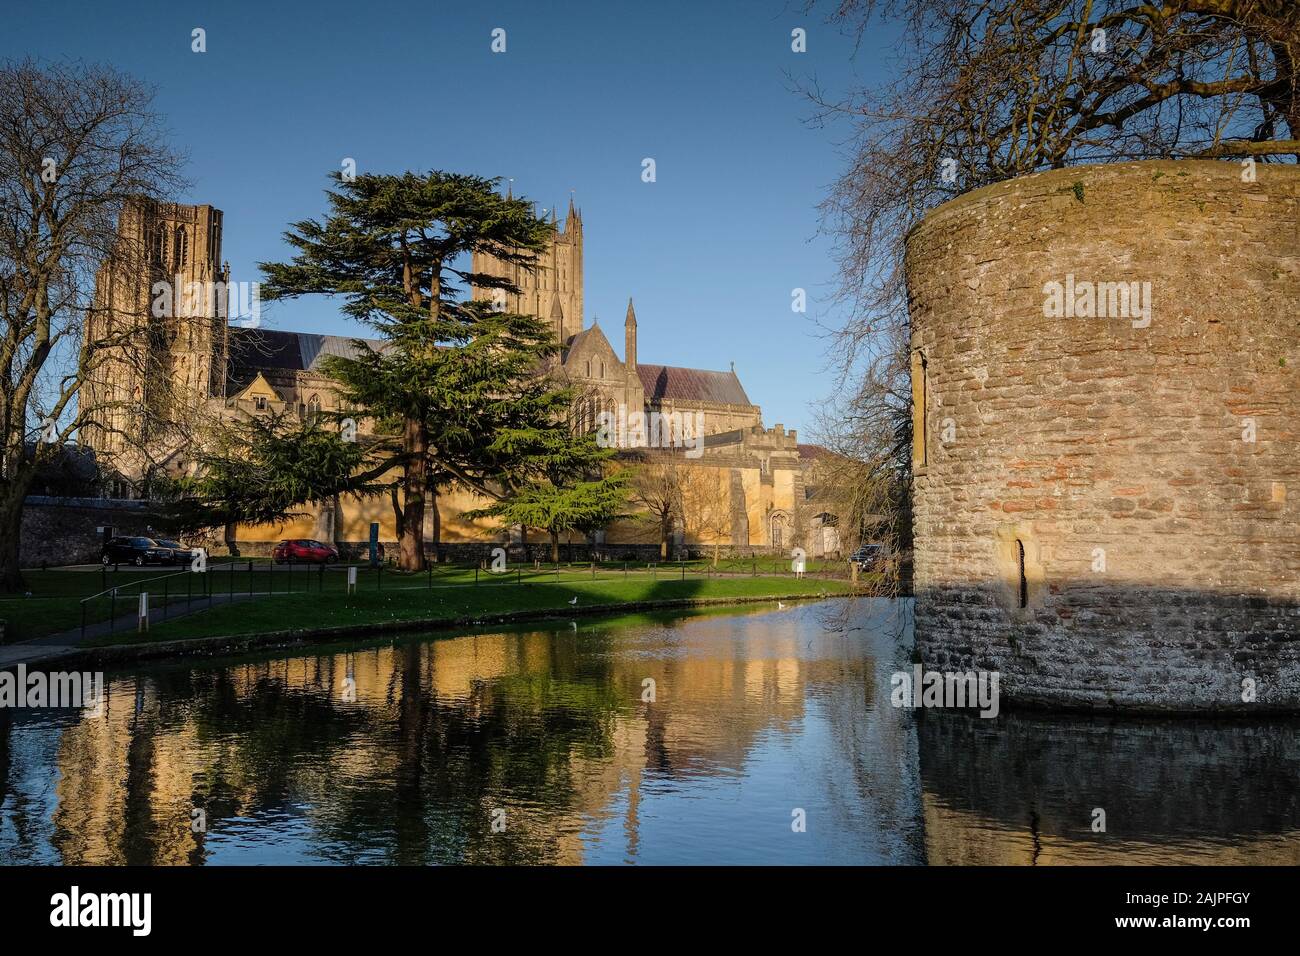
[918,710,1300,865]
[1,600,1296,865]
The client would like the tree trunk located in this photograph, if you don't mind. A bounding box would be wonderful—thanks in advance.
[429,486,441,563]
[550,530,560,563]
[223,521,240,558]
[399,417,427,572]
[0,488,25,593]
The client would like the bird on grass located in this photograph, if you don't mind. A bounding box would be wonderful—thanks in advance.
[778,601,787,610]
[569,596,578,606]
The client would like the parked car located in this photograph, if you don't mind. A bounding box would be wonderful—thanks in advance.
[272,539,339,564]
[155,538,198,565]
[850,544,886,570]
[101,536,172,567]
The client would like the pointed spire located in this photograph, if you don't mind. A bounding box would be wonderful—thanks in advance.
[624,298,637,371]
[550,291,566,344]
[506,178,514,200]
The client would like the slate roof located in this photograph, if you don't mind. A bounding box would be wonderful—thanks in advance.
[636,363,752,406]
[228,329,385,387]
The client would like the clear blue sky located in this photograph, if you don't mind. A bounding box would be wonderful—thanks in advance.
[5,0,891,437]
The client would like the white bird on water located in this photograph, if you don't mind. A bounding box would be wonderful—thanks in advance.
[777,601,786,610]
[569,596,578,606]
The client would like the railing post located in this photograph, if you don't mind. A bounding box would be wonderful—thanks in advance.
[110,588,116,635]
[163,575,169,620]
[248,560,254,597]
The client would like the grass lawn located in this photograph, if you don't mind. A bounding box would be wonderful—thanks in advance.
[84,573,854,646]
[0,566,206,642]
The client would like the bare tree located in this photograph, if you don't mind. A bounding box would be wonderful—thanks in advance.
[627,456,682,560]
[0,59,183,590]
[678,464,733,567]
[800,0,1298,555]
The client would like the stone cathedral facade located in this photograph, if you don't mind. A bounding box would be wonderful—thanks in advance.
[81,197,839,558]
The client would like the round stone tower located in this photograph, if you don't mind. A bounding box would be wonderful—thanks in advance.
[905,159,1299,712]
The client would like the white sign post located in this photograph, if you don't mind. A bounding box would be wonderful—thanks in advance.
[138,592,149,632]
[347,566,357,594]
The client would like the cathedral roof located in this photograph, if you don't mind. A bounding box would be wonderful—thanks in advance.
[228,328,386,386]
[636,363,752,406]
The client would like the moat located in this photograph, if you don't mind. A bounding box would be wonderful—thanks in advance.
[2,600,1297,865]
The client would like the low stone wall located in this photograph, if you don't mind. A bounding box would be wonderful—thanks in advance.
[20,496,166,567]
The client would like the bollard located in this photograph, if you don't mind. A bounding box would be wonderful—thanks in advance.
[137,592,149,633]
[347,566,358,594]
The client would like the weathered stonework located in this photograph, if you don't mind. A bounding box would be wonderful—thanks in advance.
[905,159,1300,712]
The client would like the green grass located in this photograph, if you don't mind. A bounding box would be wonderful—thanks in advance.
[84,574,854,647]
[0,560,860,645]
[0,566,206,642]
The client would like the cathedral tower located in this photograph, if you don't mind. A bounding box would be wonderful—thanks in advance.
[82,200,229,467]
[472,194,583,342]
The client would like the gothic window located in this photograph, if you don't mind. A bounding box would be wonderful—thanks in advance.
[585,360,591,377]
[156,225,169,268]
[174,227,188,269]
[770,513,787,550]
[307,394,321,421]
[600,362,605,379]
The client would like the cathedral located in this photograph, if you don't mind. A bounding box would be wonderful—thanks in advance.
[81,197,840,558]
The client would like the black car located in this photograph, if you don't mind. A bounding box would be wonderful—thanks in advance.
[850,544,885,570]
[155,538,198,565]
[101,536,172,567]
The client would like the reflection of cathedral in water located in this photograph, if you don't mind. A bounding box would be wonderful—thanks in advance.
[4,604,1296,865]
[0,608,887,865]
[917,711,1300,865]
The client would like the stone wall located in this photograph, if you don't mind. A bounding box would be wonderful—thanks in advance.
[19,496,166,567]
[905,159,1299,712]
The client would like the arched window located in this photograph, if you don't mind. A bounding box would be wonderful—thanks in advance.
[156,225,169,268]
[585,360,591,377]
[307,394,321,421]
[174,227,188,269]
[770,513,788,550]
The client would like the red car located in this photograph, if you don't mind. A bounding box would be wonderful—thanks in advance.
[272,539,339,564]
